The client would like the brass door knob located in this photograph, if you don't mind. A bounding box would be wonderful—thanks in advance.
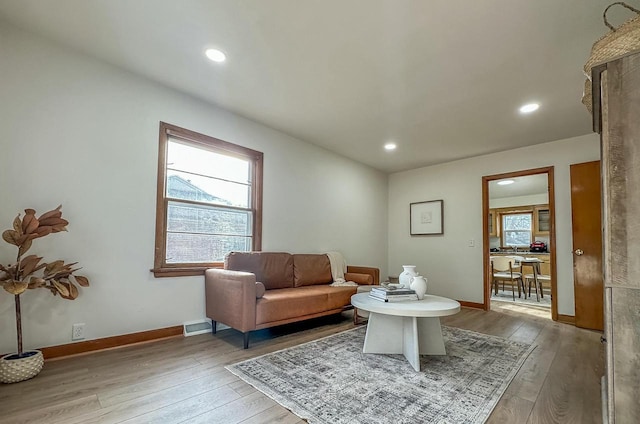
[574,249,584,256]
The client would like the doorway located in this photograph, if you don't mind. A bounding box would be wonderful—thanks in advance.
[482,167,558,321]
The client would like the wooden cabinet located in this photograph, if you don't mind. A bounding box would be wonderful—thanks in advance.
[592,50,640,423]
[533,205,550,235]
[488,209,498,237]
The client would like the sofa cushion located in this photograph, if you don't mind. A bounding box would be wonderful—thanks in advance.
[325,286,359,309]
[293,254,332,287]
[225,252,294,290]
[256,285,356,324]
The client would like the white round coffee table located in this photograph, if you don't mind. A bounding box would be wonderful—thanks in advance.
[351,292,460,371]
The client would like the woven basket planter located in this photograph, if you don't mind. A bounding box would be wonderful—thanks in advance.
[0,350,44,384]
[583,2,640,113]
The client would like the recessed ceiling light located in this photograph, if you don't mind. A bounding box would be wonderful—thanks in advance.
[384,142,397,151]
[497,179,515,185]
[519,103,539,114]
[205,48,226,63]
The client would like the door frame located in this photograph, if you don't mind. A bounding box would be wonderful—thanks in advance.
[482,166,558,321]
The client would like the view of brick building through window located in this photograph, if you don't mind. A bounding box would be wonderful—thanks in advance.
[165,175,252,263]
[163,134,255,263]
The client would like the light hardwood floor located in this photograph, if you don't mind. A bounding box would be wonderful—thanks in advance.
[0,306,604,424]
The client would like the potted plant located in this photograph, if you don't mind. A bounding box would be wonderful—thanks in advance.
[0,205,90,384]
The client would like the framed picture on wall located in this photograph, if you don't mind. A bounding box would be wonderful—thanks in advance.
[410,200,444,235]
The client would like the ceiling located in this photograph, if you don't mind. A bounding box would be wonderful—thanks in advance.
[489,174,548,199]
[0,0,625,173]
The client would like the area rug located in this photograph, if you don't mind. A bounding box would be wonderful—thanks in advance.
[226,326,535,424]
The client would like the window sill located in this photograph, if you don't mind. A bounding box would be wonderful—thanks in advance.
[151,263,223,278]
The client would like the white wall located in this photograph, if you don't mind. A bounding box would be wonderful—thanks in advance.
[0,23,388,353]
[489,193,549,209]
[388,134,600,315]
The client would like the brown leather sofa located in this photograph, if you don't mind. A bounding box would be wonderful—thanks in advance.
[205,252,379,348]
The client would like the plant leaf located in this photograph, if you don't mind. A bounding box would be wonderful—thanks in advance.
[18,238,32,256]
[27,276,45,289]
[2,230,21,246]
[60,282,78,300]
[13,215,23,234]
[51,224,68,233]
[37,205,62,222]
[34,226,53,238]
[74,275,90,287]
[3,280,28,295]
[47,262,78,280]
[25,217,39,235]
[21,210,38,234]
[69,282,79,299]
[44,260,65,275]
[38,217,68,227]
[20,255,42,277]
[51,280,69,297]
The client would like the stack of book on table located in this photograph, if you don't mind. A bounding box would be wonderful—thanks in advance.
[369,286,418,302]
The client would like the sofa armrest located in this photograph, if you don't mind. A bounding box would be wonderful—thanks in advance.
[205,269,257,332]
[345,272,373,285]
[346,266,380,285]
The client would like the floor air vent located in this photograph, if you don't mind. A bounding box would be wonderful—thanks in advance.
[183,320,212,337]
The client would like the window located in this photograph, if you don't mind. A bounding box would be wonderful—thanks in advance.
[501,213,533,247]
[153,122,263,277]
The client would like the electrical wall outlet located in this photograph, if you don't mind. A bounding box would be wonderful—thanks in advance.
[72,323,85,341]
[468,239,475,247]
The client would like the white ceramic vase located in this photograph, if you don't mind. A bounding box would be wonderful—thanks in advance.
[398,265,418,289]
[410,275,428,300]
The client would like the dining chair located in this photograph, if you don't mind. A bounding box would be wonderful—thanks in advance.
[491,256,525,300]
[524,272,551,301]
[506,255,527,297]
[505,255,525,267]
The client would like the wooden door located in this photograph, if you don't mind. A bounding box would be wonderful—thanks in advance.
[570,160,603,331]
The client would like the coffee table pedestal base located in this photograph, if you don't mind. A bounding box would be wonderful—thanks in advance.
[362,312,446,372]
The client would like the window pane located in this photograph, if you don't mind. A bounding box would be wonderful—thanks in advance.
[167,202,252,236]
[504,231,531,246]
[503,214,532,231]
[168,139,250,184]
[167,171,250,208]
[166,233,252,263]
